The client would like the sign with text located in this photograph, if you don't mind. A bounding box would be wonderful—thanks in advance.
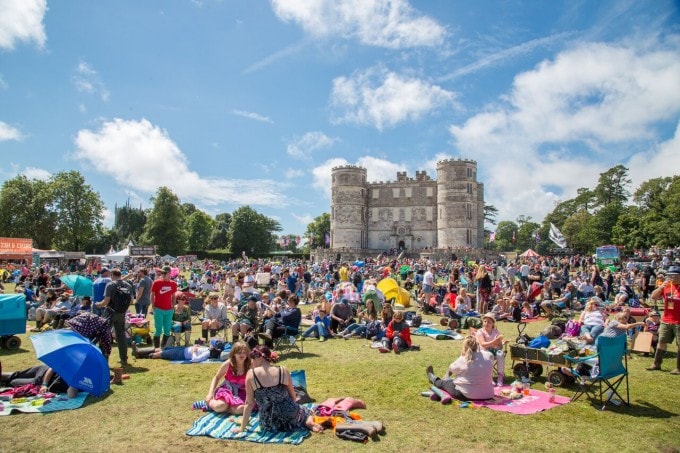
[0,237,33,253]
[129,246,157,257]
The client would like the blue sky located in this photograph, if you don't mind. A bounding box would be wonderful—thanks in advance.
[1,0,679,238]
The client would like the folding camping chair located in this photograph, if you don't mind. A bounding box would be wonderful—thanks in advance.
[564,335,630,410]
[189,297,205,324]
[273,325,304,356]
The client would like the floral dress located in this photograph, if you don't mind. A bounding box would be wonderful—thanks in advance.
[252,367,310,433]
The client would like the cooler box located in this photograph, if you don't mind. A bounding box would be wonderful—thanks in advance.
[0,294,26,336]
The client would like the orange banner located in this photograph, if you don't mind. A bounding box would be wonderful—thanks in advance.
[0,237,33,253]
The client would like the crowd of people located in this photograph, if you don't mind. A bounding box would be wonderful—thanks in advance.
[1,247,679,432]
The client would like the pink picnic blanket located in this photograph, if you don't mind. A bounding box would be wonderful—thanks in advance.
[474,387,570,415]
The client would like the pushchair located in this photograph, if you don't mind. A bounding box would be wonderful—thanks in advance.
[126,313,152,345]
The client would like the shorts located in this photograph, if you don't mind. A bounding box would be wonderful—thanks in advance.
[658,322,680,346]
[422,284,433,294]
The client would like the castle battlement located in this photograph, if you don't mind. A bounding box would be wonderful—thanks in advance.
[330,157,485,251]
[332,165,366,171]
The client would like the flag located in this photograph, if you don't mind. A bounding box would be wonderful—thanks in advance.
[535,231,540,244]
[284,236,289,246]
[549,223,567,248]
[489,232,496,242]
[324,233,330,246]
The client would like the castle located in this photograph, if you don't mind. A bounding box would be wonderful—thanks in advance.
[330,159,485,253]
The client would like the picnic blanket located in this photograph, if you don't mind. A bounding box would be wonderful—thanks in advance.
[474,387,570,415]
[0,391,89,415]
[413,326,464,340]
[187,409,312,445]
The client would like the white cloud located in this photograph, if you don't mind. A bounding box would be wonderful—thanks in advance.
[21,166,51,180]
[284,168,305,179]
[271,0,446,49]
[628,122,680,190]
[232,109,273,123]
[0,121,23,141]
[286,131,337,159]
[0,0,47,50]
[331,65,456,130]
[292,212,314,226]
[73,118,288,207]
[0,73,7,90]
[449,39,680,223]
[72,60,110,102]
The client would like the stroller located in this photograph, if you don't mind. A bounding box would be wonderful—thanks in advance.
[126,313,152,345]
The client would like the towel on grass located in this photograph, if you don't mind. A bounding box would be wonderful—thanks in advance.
[187,410,311,445]
[413,326,464,340]
[0,392,89,416]
[473,387,570,415]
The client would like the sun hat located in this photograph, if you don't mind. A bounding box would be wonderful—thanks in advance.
[667,265,680,275]
[482,313,496,322]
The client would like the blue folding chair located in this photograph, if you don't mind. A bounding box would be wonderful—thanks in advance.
[564,335,629,410]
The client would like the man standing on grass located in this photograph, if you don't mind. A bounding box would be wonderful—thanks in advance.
[647,265,680,375]
[96,269,134,366]
[151,266,177,349]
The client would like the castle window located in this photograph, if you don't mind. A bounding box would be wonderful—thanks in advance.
[467,229,471,244]
[467,183,472,194]
[404,187,412,198]
[467,167,472,178]
[372,188,379,198]
[466,203,472,219]
[426,187,433,197]
[392,188,400,198]
[399,209,405,221]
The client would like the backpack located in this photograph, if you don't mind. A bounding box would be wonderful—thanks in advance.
[365,320,382,338]
[564,319,581,337]
[110,280,134,313]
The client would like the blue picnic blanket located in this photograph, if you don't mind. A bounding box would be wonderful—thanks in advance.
[0,391,89,415]
[187,409,311,445]
[413,326,464,340]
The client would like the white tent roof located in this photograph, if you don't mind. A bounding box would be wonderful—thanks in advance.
[106,247,129,261]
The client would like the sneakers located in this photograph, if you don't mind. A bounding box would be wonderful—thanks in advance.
[319,336,327,342]
[343,334,352,340]
[258,332,272,342]
[298,335,306,341]
[393,343,400,354]
[378,347,390,353]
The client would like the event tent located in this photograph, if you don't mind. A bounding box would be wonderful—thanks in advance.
[520,249,539,258]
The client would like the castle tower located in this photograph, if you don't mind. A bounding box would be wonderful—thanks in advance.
[330,166,368,249]
[436,159,482,248]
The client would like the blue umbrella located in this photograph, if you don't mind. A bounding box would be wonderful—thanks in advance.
[31,329,110,396]
[60,274,94,298]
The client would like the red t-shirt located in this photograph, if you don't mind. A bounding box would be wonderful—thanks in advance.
[151,279,177,310]
[661,284,680,325]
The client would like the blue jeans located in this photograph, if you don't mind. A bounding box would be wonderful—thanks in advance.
[303,322,329,339]
[581,324,604,340]
[135,301,150,316]
[159,346,187,360]
[154,308,174,337]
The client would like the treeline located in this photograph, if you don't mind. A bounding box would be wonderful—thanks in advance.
[487,165,680,254]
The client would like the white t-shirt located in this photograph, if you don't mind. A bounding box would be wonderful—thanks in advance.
[423,271,435,287]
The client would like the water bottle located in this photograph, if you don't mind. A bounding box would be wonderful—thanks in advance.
[549,388,556,403]
[590,365,599,378]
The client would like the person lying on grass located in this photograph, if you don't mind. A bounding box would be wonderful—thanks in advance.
[131,343,211,362]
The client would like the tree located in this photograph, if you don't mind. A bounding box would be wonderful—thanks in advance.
[574,187,595,212]
[186,210,215,251]
[114,200,147,245]
[0,175,56,249]
[593,165,630,208]
[305,213,331,249]
[493,220,518,252]
[50,171,104,251]
[483,205,499,226]
[141,187,186,255]
[228,206,281,255]
[209,213,231,250]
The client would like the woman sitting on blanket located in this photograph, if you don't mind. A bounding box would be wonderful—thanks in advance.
[475,313,506,386]
[233,345,324,434]
[203,341,251,414]
[426,335,495,401]
[337,298,379,339]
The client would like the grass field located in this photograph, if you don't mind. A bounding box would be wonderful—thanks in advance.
[1,286,679,453]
